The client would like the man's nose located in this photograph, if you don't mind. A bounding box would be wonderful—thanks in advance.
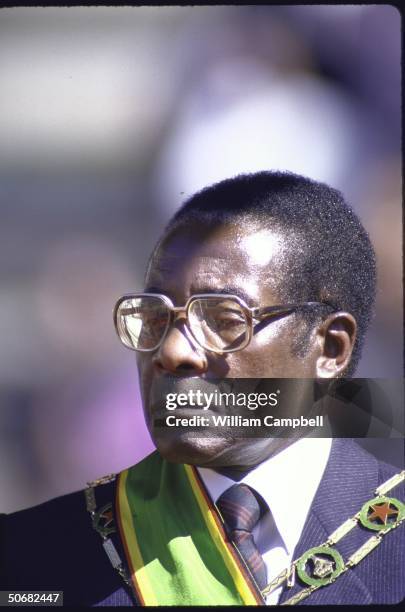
[152,319,208,375]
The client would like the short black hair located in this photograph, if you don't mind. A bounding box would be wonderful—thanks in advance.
[163,171,377,375]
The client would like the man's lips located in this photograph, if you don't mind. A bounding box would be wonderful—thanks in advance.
[148,375,235,414]
[149,374,226,394]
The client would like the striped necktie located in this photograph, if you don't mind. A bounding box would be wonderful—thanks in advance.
[216,483,268,591]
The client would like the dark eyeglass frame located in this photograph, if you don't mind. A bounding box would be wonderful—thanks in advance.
[113,292,335,354]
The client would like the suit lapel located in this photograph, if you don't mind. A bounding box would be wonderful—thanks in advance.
[278,439,377,605]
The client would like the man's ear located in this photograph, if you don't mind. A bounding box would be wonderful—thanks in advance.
[316,312,357,378]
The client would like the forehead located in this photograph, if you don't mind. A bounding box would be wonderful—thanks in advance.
[145,222,289,305]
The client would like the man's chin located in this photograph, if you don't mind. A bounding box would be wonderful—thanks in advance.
[150,431,293,468]
[151,431,235,466]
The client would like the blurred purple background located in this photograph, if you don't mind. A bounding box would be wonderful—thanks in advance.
[0,6,402,512]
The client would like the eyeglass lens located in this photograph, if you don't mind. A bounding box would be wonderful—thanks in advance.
[116,295,249,352]
[188,297,248,351]
[117,296,171,351]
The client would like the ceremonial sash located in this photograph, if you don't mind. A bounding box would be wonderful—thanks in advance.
[116,452,263,605]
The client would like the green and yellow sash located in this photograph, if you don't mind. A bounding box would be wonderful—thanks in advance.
[116,452,263,606]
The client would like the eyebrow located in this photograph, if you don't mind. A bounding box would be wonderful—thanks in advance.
[193,285,255,305]
[144,285,256,306]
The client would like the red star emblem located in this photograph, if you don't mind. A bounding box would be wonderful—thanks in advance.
[367,502,399,525]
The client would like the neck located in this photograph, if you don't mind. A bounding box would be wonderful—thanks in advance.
[212,465,254,481]
[210,437,297,480]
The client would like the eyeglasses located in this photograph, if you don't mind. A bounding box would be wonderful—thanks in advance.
[113,293,334,354]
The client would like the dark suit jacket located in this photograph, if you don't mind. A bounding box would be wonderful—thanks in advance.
[1,439,404,606]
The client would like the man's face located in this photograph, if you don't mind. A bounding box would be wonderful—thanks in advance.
[137,221,321,468]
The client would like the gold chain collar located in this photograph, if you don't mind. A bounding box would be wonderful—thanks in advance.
[262,470,405,605]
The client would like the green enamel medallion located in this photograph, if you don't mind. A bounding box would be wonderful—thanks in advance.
[359,496,404,532]
[296,545,344,587]
[92,502,116,537]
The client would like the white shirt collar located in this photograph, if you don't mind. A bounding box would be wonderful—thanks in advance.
[197,437,332,556]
